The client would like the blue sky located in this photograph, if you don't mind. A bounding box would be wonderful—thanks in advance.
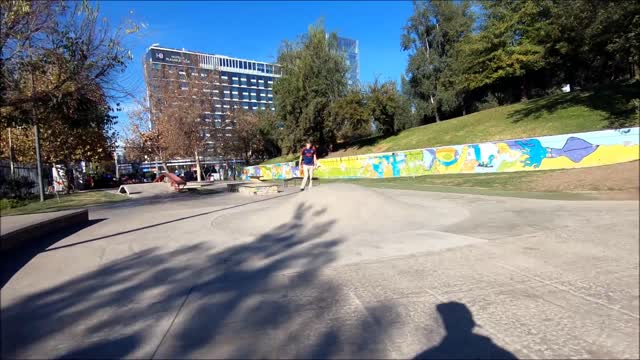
[100,1,415,135]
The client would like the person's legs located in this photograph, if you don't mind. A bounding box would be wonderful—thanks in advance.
[300,165,310,190]
[307,165,315,189]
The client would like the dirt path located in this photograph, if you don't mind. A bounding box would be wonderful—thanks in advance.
[531,161,639,200]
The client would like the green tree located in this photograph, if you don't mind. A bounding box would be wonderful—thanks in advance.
[455,0,552,100]
[273,21,348,153]
[543,0,640,88]
[254,110,282,160]
[401,0,474,123]
[327,88,371,142]
[367,80,407,136]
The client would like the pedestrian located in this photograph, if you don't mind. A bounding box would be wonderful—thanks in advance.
[299,140,317,192]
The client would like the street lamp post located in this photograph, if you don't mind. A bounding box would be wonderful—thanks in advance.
[8,127,15,177]
[33,123,45,202]
[114,151,119,179]
[29,39,45,202]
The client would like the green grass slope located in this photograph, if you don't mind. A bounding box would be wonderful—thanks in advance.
[0,191,126,216]
[328,82,640,158]
[259,82,639,164]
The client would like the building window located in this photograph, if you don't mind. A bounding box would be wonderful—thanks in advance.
[257,63,264,72]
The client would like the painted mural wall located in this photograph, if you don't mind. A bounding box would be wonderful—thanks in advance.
[241,128,640,180]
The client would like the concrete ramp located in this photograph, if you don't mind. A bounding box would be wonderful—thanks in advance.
[118,183,172,198]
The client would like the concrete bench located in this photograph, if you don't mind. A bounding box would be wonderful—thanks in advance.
[229,183,280,195]
[226,183,245,193]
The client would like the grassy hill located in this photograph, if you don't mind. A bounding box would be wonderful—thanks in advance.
[328,82,639,159]
[262,82,639,164]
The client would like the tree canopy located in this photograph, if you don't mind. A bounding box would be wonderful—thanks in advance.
[273,21,348,153]
[402,0,640,124]
[1,0,138,165]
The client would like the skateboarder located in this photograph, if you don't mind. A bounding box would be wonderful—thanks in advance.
[299,140,317,191]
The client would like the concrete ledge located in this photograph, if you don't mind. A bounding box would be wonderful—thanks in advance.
[238,183,280,195]
[0,209,89,252]
[118,183,172,198]
[183,181,216,189]
[226,182,250,193]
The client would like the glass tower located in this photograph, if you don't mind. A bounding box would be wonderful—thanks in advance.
[336,36,359,87]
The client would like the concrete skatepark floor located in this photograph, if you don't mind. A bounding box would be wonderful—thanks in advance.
[1,184,638,359]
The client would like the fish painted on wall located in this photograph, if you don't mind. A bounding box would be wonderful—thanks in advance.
[508,137,599,168]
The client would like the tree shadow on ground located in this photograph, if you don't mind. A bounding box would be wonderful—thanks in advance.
[414,302,517,360]
[1,202,398,359]
[508,81,640,128]
[0,219,106,288]
[43,192,299,252]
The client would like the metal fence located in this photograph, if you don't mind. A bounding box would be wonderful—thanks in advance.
[0,160,48,193]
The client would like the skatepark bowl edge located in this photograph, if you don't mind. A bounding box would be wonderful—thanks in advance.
[1,183,638,359]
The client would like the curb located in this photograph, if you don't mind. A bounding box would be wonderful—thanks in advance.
[0,209,89,252]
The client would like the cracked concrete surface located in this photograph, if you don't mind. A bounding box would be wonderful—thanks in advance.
[1,184,638,359]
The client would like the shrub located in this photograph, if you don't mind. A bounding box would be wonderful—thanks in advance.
[0,198,29,211]
[0,176,36,200]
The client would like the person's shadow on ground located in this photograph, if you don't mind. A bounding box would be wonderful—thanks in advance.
[414,302,517,360]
